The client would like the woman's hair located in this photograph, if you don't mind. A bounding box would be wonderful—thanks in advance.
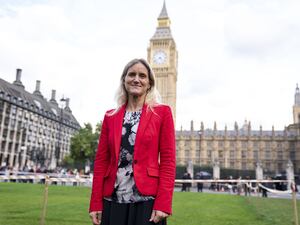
[111,58,161,114]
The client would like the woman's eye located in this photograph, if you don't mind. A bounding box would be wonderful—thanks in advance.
[128,72,136,77]
[139,73,147,78]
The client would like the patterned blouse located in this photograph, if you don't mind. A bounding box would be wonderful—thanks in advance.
[109,110,154,203]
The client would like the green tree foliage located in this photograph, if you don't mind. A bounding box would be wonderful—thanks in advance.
[69,122,102,163]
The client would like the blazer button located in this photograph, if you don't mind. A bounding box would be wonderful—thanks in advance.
[133,160,138,164]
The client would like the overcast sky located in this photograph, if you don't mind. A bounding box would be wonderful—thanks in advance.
[0,0,300,131]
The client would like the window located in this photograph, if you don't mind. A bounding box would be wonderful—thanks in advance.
[230,150,235,158]
[253,150,258,160]
[242,162,247,170]
[242,150,247,158]
[9,131,14,140]
[207,149,211,158]
[253,142,259,148]
[2,129,8,138]
[230,162,234,168]
[290,142,296,150]
[277,151,283,160]
[230,142,235,148]
[277,163,283,172]
[265,151,271,159]
[10,119,16,128]
[241,141,248,149]
[8,142,13,152]
[219,150,223,158]
[290,151,296,160]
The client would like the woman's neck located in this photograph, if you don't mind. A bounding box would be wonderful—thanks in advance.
[126,96,145,112]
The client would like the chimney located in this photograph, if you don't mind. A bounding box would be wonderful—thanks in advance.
[16,69,22,81]
[51,90,56,100]
[64,98,72,112]
[36,80,41,91]
[49,90,58,105]
[33,80,43,98]
[13,68,25,89]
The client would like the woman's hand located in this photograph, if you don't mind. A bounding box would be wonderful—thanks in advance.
[89,211,102,225]
[149,210,169,223]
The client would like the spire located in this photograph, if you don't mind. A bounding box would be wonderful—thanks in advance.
[200,121,204,131]
[151,1,172,40]
[260,125,263,136]
[158,0,168,19]
[295,83,300,106]
[190,120,194,131]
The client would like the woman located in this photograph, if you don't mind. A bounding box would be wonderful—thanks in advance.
[89,58,176,225]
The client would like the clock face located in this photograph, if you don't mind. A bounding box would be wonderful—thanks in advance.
[153,50,167,65]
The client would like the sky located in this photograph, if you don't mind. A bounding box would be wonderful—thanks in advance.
[0,0,300,131]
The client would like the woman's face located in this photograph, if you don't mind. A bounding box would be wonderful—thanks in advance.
[124,62,150,99]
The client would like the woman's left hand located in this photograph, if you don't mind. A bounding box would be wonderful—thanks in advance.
[149,210,169,223]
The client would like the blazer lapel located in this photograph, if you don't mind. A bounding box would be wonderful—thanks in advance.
[135,104,153,149]
[114,105,126,158]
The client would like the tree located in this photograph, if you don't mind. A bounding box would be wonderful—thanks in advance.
[68,122,102,167]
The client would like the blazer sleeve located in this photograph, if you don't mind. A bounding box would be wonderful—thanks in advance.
[153,106,176,215]
[89,113,110,212]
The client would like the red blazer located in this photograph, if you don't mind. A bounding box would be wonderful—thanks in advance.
[89,104,176,214]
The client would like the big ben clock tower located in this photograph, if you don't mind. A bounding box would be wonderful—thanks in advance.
[147,1,178,122]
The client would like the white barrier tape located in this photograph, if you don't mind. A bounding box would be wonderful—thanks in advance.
[0,175,91,183]
[175,179,288,183]
[258,183,292,194]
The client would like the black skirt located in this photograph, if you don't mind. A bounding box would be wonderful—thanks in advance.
[101,199,167,225]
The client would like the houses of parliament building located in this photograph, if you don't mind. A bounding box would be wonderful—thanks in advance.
[148,2,300,174]
[0,1,299,174]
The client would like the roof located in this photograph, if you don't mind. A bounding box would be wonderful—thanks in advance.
[0,77,80,130]
[158,1,168,19]
[151,27,173,40]
[176,129,297,138]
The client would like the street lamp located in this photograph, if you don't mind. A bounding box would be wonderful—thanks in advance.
[55,97,66,166]
[19,146,27,170]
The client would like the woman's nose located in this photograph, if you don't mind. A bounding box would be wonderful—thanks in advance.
[133,75,140,82]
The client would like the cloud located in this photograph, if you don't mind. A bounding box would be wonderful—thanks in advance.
[0,0,299,132]
[225,0,300,59]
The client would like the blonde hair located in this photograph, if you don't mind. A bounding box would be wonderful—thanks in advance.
[112,58,161,114]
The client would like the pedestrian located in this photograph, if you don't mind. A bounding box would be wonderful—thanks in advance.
[243,176,251,196]
[89,58,176,225]
[236,177,242,195]
[195,172,203,192]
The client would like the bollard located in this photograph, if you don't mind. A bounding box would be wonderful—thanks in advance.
[292,182,299,225]
[40,176,49,225]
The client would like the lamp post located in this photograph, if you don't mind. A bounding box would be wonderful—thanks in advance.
[19,146,26,170]
[55,97,66,166]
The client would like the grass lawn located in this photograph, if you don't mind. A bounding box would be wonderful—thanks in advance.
[0,182,299,225]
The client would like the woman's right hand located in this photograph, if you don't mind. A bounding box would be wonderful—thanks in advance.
[89,211,102,225]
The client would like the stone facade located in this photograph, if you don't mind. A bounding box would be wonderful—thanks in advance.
[176,87,300,174]
[0,69,80,169]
